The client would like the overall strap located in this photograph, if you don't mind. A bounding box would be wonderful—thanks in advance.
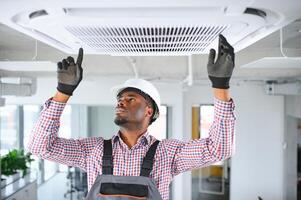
[102,139,113,175]
[140,140,160,177]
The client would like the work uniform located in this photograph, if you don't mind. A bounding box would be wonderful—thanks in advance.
[85,140,162,199]
[27,97,235,200]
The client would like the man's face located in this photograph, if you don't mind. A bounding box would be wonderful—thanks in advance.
[114,91,153,126]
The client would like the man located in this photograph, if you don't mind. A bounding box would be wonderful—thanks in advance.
[27,34,235,200]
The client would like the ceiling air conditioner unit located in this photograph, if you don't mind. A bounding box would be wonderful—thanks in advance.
[0,0,300,56]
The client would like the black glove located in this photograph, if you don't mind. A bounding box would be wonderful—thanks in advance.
[207,35,235,89]
[57,48,83,96]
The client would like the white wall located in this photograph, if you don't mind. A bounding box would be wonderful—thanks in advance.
[230,84,284,200]
[183,83,285,200]
[71,105,89,138]
[284,95,301,199]
[286,95,301,118]
[283,115,298,199]
[88,106,119,138]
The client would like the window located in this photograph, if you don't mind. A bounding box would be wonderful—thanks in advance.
[23,105,42,184]
[58,105,72,139]
[23,105,40,149]
[45,105,72,178]
[200,105,214,139]
[33,104,71,181]
[0,104,73,184]
[58,105,72,172]
[0,105,18,156]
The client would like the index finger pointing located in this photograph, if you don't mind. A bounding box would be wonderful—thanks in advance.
[76,48,84,65]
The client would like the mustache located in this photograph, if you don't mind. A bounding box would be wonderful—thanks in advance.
[115,107,127,112]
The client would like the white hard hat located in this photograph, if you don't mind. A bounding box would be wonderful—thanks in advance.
[111,78,161,122]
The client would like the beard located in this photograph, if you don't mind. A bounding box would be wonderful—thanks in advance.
[114,116,129,125]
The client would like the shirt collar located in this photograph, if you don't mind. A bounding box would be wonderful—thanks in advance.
[112,130,151,146]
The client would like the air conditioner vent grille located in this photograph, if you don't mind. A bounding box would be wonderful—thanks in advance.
[65,25,228,55]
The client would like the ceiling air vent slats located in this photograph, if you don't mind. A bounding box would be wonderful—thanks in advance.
[2,1,297,55]
[65,25,228,55]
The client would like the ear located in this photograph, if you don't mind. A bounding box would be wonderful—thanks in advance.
[145,106,154,118]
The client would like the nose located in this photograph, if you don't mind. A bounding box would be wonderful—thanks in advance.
[117,98,125,107]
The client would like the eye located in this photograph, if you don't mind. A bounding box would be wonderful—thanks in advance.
[117,97,123,102]
[128,97,135,102]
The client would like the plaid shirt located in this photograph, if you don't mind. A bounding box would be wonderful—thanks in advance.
[27,98,235,200]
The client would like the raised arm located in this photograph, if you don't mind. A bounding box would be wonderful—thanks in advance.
[26,48,101,171]
[164,98,235,176]
[26,99,101,171]
[165,35,236,175]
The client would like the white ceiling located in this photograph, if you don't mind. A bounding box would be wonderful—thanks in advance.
[0,2,301,83]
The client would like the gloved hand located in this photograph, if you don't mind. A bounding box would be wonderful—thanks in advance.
[57,48,83,96]
[207,35,235,89]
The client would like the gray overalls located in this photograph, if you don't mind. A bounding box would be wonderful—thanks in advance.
[85,140,163,200]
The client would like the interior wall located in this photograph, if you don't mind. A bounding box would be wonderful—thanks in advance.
[286,95,301,118]
[71,105,89,138]
[183,83,285,200]
[284,95,301,199]
[283,115,298,199]
[88,106,119,138]
[231,84,285,200]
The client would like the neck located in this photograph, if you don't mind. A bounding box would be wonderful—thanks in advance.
[119,127,147,148]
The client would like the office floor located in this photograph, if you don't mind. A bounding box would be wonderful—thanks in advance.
[38,173,69,200]
[192,178,229,200]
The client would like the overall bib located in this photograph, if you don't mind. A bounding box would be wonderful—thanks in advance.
[85,140,163,200]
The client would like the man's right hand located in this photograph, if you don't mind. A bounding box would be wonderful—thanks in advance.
[57,48,83,96]
[207,35,235,89]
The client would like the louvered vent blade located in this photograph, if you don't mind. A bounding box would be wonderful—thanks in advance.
[65,25,229,55]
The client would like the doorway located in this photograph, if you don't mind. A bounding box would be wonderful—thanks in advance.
[191,105,230,200]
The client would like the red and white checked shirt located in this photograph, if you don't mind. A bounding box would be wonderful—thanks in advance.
[27,98,235,200]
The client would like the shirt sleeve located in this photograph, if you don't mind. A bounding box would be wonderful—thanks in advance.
[26,98,101,172]
[164,98,236,176]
